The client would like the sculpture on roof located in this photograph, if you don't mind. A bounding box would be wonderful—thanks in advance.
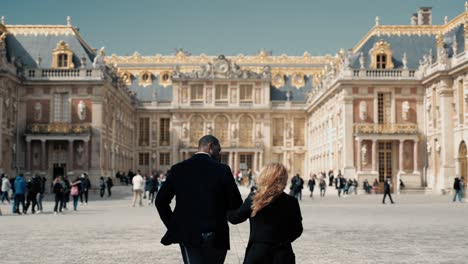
[92,47,105,69]
[402,53,408,69]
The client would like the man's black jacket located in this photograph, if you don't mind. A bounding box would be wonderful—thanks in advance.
[155,153,242,249]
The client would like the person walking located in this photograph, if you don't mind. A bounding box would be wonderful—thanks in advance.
[99,177,106,198]
[14,174,27,215]
[106,177,113,197]
[24,175,41,214]
[52,177,65,214]
[227,163,303,264]
[155,135,242,264]
[382,177,394,204]
[1,174,11,204]
[460,177,465,202]
[319,176,327,197]
[307,174,316,198]
[62,176,71,210]
[453,177,462,203]
[37,176,46,213]
[132,170,144,207]
[328,170,334,187]
[146,174,158,205]
[335,174,345,198]
[80,173,91,205]
[70,177,81,211]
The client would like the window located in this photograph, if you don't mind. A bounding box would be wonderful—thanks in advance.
[190,115,204,145]
[239,84,253,103]
[138,152,149,166]
[220,153,229,164]
[191,84,204,102]
[58,54,68,68]
[160,118,170,146]
[239,115,253,147]
[53,93,70,122]
[273,118,284,146]
[159,153,170,166]
[139,118,150,146]
[377,93,391,124]
[214,115,229,145]
[376,54,387,69]
[294,118,305,146]
[215,84,229,103]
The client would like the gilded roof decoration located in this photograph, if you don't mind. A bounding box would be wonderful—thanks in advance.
[5,25,76,36]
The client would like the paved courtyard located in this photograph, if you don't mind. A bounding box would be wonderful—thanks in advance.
[0,186,467,264]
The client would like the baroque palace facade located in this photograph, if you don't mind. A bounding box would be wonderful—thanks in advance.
[1,5,468,193]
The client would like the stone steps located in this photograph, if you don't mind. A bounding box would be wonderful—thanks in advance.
[400,187,432,194]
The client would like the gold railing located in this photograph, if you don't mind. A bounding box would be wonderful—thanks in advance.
[354,123,418,134]
[27,123,91,134]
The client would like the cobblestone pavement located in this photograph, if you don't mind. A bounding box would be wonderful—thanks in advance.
[1,186,467,264]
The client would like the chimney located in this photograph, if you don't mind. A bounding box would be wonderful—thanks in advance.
[411,13,418,25]
[418,7,432,25]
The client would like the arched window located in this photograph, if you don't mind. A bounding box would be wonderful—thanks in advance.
[239,115,253,147]
[190,115,204,145]
[214,115,228,145]
[376,54,387,69]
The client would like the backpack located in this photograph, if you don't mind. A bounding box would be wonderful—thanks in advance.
[70,185,79,196]
[53,182,63,194]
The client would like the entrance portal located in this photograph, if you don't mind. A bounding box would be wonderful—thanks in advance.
[53,163,66,179]
[378,141,393,192]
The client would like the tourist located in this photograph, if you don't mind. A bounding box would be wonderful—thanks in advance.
[1,174,11,204]
[453,177,462,202]
[353,179,359,195]
[363,179,371,194]
[247,168,253,187]
[319,176,326,197]
[372,179,379,194]
[132,170,144,207]
[70,177,81,211]
[290,174,304,201]
[14,174,26,215]
[106,177,113,197]
[400,179,405,190]
[99,176,106,198]
[52,176,64,214]
[307,174,316,198]
[343,178,350,196]
[227,163,303,263]
[155,135,242,264]
[460,177,465,202]
[146,174,158,205]
[62,176,71,210]
[328,170,334,187]
[24,174,41,214]
[382,177,394,204]
[335,173,345,198]
[80,173,91,205]
[36,176,46,213]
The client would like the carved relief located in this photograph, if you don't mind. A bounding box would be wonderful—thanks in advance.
[402,101,410,121]
[77,100,86,121]
[76,142,85,166]
[359,101,367,121]
[361,144,368,166]
[34,102,42,121]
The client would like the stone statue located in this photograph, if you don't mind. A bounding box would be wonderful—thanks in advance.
[77,100,86,121]
[34,102,42,121]
[182,123,188,138]
[453,36,458,55]
[92,47,105,69]
[231,124,238,139]
[402,101,410,121]
[285,90,291,102]
[427,142,432,155]
[359,52,365,69]
[76,142,85,166]
[207,124,213,135]
[262,65,271,79]
[435,141,441,153]
[402,52,408,69]
[256,124,263,139]
[359,101,367,121]
[286,123,292,139]
[361,144,368,165]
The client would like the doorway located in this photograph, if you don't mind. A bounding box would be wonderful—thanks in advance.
[53,163,66,179]
[378,141,393,192]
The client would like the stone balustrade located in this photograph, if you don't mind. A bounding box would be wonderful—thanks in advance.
[24,68,102,81]
[26,123,91,134]
[354,123,418,134]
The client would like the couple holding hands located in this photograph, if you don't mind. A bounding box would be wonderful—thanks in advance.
[155,135,303,264]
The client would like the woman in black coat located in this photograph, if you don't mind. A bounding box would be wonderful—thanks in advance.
[228,163,303,264]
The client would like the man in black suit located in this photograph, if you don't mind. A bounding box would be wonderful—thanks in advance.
[156,135,242,264]
[335,174,345,197]
[382,177,394,204]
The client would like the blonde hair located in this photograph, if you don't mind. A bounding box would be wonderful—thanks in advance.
[251,163,288,217]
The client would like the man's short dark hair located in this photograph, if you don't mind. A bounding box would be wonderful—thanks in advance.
[198,135,220,148]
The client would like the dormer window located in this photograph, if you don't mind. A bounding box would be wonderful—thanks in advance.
[370,40,394,70]
[376,54,387,69]
[52,41,74,69]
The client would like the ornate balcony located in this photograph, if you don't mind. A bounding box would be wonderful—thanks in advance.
[26,123,91,134]
[24,68,102,81]
[352,69,416,79]
[354,123,418,134]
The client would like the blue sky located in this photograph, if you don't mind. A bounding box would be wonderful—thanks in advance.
[2,0,464,56]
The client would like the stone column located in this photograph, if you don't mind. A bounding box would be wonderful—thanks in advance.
[84,140,90,171]
[398,139,404,194]
[259,151,264,170]
[356,138,362,172]
[233,152,238,173]
[438,79,455,192]
[68,140,74,173]
[372,139,377,173]
[413,140,419,173]
[41,139,47,172]
[253,152,258,172]
[26,139,32,172]
[342,94,356,178]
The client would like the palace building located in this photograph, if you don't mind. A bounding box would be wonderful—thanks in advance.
[1,5,467,193]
